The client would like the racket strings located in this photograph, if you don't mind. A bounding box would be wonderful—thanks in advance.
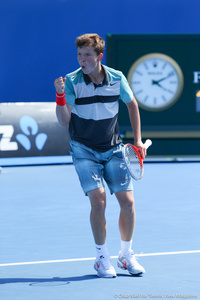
[125,146,143,180]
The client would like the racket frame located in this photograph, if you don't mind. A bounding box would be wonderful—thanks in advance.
[122,143,144,180]
[122,139,152,181]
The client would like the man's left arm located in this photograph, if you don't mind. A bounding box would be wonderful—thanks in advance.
[126,97,146,159]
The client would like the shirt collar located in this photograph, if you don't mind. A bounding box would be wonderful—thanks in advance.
[83,65,109,86]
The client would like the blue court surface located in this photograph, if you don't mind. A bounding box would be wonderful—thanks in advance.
[0,159,200,300]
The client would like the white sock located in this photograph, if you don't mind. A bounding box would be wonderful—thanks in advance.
[95,243,109,258]
[121,240,132,256]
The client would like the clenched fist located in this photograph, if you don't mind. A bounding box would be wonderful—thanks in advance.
[54,76,66,94]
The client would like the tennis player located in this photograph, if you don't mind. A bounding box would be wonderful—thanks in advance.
[54,33,146,278]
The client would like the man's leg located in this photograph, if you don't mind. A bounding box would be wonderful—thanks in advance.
[115,190,145,275]
[88,187,107,245]
[115,190,135,242]
[88,187,116,278]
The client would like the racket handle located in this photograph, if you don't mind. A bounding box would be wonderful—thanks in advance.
[144,139,152,149]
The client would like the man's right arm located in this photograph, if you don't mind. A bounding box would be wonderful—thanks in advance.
[54,76,72,127]
[56,103,72,127]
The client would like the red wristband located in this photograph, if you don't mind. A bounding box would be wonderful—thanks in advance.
[56,91,66,106]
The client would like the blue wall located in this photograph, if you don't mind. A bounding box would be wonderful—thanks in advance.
[1,0,200,103]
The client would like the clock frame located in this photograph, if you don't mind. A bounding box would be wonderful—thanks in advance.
[127,53,184,111]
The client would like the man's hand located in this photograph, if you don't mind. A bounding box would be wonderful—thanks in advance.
[54,76,66,94]
[134,140,147,159]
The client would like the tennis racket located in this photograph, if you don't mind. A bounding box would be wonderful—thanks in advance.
[122,139,152,180]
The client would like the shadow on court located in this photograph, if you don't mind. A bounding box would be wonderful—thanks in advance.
[0,272,144,286]
[0,274,98,285]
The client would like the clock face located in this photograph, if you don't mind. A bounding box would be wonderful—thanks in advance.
[127,53,184,111]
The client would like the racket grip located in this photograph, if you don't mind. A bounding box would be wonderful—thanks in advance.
[144,139,152,149]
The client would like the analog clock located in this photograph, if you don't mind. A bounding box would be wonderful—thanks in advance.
[127,53,184,111]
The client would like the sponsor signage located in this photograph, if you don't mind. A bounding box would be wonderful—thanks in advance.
[0,103,70,158]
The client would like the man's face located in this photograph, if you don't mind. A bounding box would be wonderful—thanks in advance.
[77,46,100,75]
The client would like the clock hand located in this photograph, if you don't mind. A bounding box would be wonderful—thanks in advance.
[152,71,174,85]
[152,81,167,91]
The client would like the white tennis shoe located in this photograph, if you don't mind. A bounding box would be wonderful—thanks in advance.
[94,255,116,278]
[117,250,145,275]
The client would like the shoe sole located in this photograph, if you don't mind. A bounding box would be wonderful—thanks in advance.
[96,273,116,278]
[117,260,144,276]
[94,265,116,278]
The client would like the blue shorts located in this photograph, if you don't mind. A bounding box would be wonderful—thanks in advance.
[70,140,133,196]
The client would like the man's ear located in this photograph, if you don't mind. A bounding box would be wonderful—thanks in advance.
[98,53,103,61]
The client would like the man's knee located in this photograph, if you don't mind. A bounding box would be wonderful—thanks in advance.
[115,190,135,211]
[88,187,106,214]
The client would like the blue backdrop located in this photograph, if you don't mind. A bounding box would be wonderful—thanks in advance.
[1,0,200,103]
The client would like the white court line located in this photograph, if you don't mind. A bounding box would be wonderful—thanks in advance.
[0,250,200,267]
